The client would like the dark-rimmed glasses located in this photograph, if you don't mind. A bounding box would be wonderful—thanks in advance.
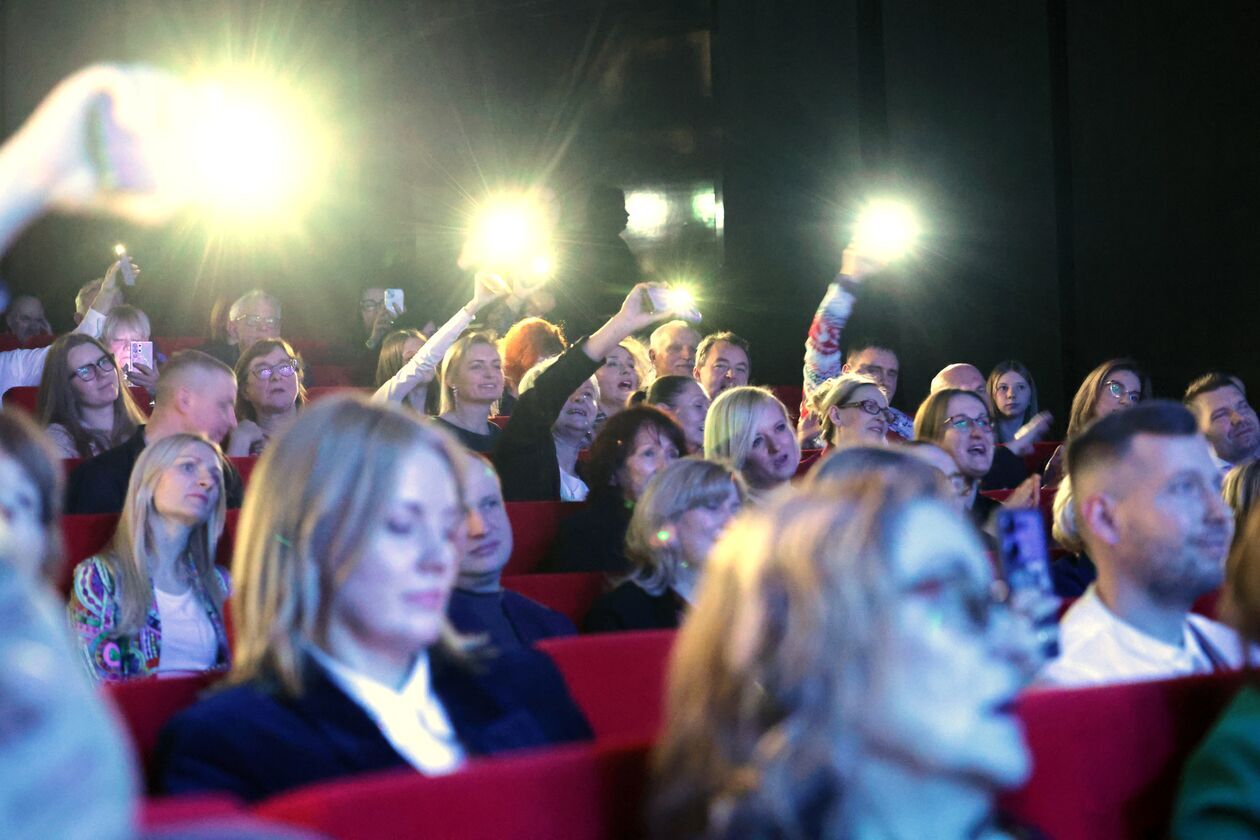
[249,358,300,381]
[69,354,115,382]
[1104,380,1142,404]
[942,414,993,433]
[837,399,894,423]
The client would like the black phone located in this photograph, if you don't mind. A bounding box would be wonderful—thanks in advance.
[997,508,1060,658]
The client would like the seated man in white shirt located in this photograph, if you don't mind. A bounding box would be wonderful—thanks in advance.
[1183,372,1260,474]
[1039,400,1244,687]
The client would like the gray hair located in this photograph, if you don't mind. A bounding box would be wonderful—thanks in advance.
[229,290,282,321]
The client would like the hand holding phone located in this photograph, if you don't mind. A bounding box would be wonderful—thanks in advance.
[643,286,701,323]
[128,340,154,372]
[384,288,405,317]
[997,508,1060,660]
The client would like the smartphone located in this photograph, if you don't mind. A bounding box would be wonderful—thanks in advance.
[643,287,702,323]
[114,245,138,286]
[128,340,154,373]
[384,288,405,317]
[997,508,1060,658]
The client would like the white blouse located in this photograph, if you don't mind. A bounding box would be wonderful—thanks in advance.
[154,587,218,675]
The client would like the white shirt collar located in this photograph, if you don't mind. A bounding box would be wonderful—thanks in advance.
[1210,447,1233,475]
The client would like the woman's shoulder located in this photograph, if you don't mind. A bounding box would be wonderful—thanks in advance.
[44,423,81,457]
[71,554,117,600]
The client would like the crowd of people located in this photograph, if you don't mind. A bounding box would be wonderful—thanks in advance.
[2,63,1260,838]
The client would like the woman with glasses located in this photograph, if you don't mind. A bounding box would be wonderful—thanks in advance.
[225,339,306,457]
[1042,357,1151,486]
[101,304,161,394]
[650,474,1040,838]
[812,373,892,449]
[914,389,1040,531]
[36,334,145,458]
[69,433,230,681]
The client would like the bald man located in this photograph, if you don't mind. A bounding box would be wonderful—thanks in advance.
[66,350,243,514]
[3,295,50,342]
[930,363,986,395]
[1040,401,1243,686]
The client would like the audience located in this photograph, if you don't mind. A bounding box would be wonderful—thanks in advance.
[226,338,306,457]
[500,316,567,412]
[987,360,1053,455]
[650,475,1039,838]
[648,319,701,380]
[3,294,50,342]
[199,289,282,368]
[585,457,745,634]
[69,433,230,681]
[643,374,709,455]
[446,452,576,650]
[155,397,591,802]
[35,334,145,458]
[101,303,159,394]
[493,284,677,502]
[593,338,649,428]
[693,331,751,400]
[1043,357,1151,486]
[0,411,64,584]
[1039,401,1243,686]
[1183,371,1260,473]
[812,372,891,449]
[930,362,1032,490]
[806,444,947,499]
[433,332,505,453]
[802,243,914,440]
[1223,459,1260,526]
[705,386,800,500]
[66,350,242,514]
[1175,502,1260,834]
[543,406,686,575]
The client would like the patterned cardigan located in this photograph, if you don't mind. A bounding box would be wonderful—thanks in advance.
[69,555,230,682]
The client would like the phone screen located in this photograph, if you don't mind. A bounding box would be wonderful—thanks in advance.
[997,508,1060,659]
[384,288,405,316]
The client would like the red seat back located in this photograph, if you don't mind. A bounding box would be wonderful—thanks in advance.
[104,672,220,781]
[3,385,150,416]
[1024,440,1062,477]
[140,794,245,830]
[305,386,368,402]
[1001,670,1246,839]
[503,501,585,575]
[538,631,675,743]
[768,384,804,419]
[489,414,510,430]
[795,448,823,478]
[308,365,356,386]
[227,456,259,487]
[501,573,606,626]
[0,332,54,350]
[152,336,207,355]
[254,739,651,840]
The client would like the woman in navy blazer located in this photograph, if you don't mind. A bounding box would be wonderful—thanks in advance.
[155,397,591,803]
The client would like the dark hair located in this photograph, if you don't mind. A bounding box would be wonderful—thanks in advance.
[695,332,751,370]
[36,334,145,458]
[1066,358,1152,439]
[1184,371,1246,406]
[586,406,687,501]
[645,375,702,408]
[1066,400,1198,483]
[0,411,63,581]
[844,338,898,362]
[233,338,308,423]
[987,360,1040,439]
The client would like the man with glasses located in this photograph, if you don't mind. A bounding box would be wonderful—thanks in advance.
[1183,372,1260,473]
[1039,401,1243,686]
[198,290,282,369]
[929,362,1030,491]
[66,350,243,514]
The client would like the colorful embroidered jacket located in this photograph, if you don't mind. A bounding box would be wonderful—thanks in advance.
[801,276,914,441]
[69,555,231,682]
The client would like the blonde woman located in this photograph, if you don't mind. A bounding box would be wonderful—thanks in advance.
[584,457,746,633]
[155,397,590,803]
[593,337,651,431]
[704,386,800,499]
[434,331,505,453]
[36,333,145,458]
[812,372,892,449]
[68,433,229,681]
[650,475,1040,839]
[101,303,159,393]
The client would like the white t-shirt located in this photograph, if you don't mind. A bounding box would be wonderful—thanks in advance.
[559,468,589,502]
[154,587,218,676]
[1038,584,1247,687]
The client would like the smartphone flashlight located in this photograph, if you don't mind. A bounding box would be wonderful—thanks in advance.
[854,200,921,261]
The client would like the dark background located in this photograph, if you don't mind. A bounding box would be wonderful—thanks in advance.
[2,0,1257,425]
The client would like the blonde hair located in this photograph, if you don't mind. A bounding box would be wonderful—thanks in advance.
[227,396,469,697]
[614,337,652,392]
[100,305,151,345]
[101,434,228,636]
[438,330,502,415]
[650,476,954,837]
[1223,461,1260,525]
[813,373,881,446]
[704,386,799,473]
[1051,474,1084,554]
[624,458,747,596]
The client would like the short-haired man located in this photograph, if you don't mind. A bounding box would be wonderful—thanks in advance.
[1039,401,1244,686]
[1184,372,1260,473]
[694,331,750,399]
[199,290,282,368]
[648,320,700,380]
[3,294,50,342]
[66,350,242,514]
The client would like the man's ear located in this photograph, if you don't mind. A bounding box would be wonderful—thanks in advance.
[1079,491,1121,547]
[225,321,239,345]
[173,385,195,415]
[648,347,658,363]
[841,362,853,375]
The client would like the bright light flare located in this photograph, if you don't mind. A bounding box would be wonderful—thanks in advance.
[461,195,555,282]
[625,190,670,238]
[854,199,922,261]
[114,244,127,257]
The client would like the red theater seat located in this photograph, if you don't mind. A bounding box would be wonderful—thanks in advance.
[769,384,804,418]
[254,739,652,840]
[305,386,368,402]
[3,385,151,416]
[140,794,246,830]
[1024,440,1061,477]
[538,630,675,743]
[104,672,220,781]
[1001,670,1245,840]
[309,365,356,386]
[501,573,606,627]
[0,333,54,350]
[488,414,510,430]
[227,456,259,486]
[503,501,585,575]
[152,336,206,355]
[796,447,823,477]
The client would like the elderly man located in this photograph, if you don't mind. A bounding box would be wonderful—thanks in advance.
[1039,401,1243,686]
[3,295,50,342]
[1184,372,1260,473]
[199,290,282,368]
[648,319,701,380]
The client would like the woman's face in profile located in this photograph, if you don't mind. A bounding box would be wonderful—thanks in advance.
[329,446,463,660]
[860,501,1035,789]
[152,442,222,527]
[0,453,45,579]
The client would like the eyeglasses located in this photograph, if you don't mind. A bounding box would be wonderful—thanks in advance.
[1104,380,1143,404]
[902,573,1009,633]
[234,315,281,330]
[69,354,115,382]
[837,399,894,423]
[942,414,993,433]
[249,359,300,380]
